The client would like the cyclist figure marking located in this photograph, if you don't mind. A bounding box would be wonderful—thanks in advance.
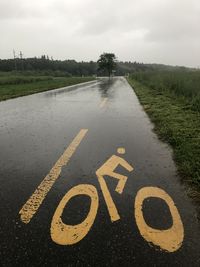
[96,148,134,222]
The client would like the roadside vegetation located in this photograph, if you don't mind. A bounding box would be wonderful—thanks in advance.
[131,70,200,112]
[0,72,95,101]
[128,71,200,207]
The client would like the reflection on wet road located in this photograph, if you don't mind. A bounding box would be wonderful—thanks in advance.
[0,77,199,266]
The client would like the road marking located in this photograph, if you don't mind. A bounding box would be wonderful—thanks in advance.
[51,184,99,245]
[19,139,184,252]
[99,97,108,108]
[134,187,184,252]
[19,129,88,224]
[96,149,134,222]
[117,148,126,154]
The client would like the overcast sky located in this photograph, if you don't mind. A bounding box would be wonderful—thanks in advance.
[0,0,199,67]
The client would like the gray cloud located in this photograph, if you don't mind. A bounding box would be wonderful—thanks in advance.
[0,0,199,67]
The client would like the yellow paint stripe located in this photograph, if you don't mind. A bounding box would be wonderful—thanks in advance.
[99,97,108,108]
[19,129,88,224]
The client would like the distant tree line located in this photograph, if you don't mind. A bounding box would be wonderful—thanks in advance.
[0,55,185,76]
[0,56,97,76]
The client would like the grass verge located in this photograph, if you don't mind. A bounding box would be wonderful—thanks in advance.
[0,76,95,101]
[127,78,200,211]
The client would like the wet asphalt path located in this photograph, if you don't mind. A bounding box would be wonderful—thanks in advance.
[0,77,200,266]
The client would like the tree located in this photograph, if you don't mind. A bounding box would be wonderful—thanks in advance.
[97,53,117,77]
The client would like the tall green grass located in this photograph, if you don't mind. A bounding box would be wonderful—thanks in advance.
[0,74,95,101]
[0,75,52,85]
[131,70,200,112]
[128,78,200,203]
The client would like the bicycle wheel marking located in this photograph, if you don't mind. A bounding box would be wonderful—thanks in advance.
[134,187,184,252]
[19,129,88,224]
[51,184,99,245]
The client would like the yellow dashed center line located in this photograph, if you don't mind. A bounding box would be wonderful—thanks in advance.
[19,129,88,224]
[99,97,108,108]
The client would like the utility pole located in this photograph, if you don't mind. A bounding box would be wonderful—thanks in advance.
[19,51,24,71]
[13,49,17,72]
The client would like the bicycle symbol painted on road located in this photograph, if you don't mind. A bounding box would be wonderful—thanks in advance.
[19,130,184,253]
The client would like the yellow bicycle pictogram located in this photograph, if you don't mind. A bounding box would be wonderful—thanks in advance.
[19,130,184,253]
[50,148,184,252]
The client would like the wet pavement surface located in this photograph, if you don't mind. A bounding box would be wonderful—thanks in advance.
[0,77,200,266]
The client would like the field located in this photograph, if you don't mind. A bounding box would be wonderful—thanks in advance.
[131,70,200,112]
[128,71,200,205]
[0,72,95,101]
